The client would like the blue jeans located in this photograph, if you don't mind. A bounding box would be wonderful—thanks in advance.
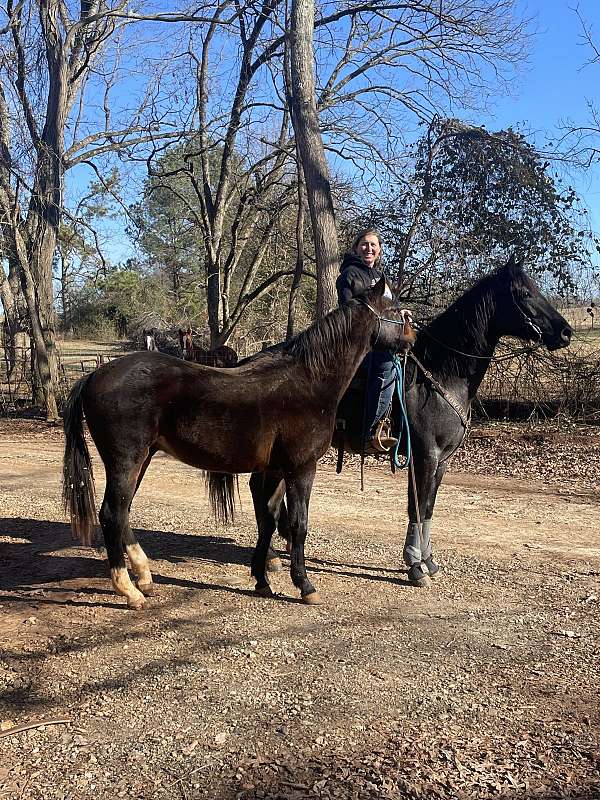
[359,350,395,439]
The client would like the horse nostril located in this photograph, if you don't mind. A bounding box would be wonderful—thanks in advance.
[561,327,572,343]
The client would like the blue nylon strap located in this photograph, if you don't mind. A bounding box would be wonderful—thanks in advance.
[391,354,411,469]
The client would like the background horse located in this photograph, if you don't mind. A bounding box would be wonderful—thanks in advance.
[140,327,181,357]
[178,327,238,367]
[63,279,414,609]
[142,328,158,351]
[397,256,571,585]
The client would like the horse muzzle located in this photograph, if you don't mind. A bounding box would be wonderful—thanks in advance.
[545,326,572,351]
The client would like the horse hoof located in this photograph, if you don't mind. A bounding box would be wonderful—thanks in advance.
[127,595,146,610]
[302,591,322,605]
[137,582,155,596]
[266,557,283,573]
[410,575,433,588]
[407,563,433,588]
[424,557,440,578]
[254,585,274,598]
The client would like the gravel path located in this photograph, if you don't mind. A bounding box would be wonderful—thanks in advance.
[0,420,599,799]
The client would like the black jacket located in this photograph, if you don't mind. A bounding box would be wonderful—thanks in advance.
[336,253,387,304]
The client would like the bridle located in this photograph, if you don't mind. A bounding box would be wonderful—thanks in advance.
[511,287,543,342]
[358,300,411,347]
[414,288,544,363]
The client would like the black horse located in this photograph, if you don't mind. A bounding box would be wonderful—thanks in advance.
[332,255,572,585]
[62,279,415,608]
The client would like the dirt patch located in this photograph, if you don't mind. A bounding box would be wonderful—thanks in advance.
[0,420,599,799]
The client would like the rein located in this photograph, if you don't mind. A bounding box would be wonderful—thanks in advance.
[391,354,411,469]
[415,324,540,362]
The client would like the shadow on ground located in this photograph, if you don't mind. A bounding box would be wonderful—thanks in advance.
[0,516,413,602]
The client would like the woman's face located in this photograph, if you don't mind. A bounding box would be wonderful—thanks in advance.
[354,233,381,268]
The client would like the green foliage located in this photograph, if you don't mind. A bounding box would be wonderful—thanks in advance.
[346,119,596,306]
[69,269,168,339]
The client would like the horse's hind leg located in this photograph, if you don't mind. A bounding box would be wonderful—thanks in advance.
[249,472,281,596]
[285,462,320,604]
[100,462,147,609]
[265,479,287,572]
[124,449,157,596]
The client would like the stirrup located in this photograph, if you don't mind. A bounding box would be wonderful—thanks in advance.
[366,419,397,453]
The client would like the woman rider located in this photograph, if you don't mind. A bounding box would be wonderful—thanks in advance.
[336,229,409,453]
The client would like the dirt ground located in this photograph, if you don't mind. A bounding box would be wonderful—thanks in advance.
[0,419,599,800]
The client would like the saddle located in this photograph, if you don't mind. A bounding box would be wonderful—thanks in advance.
[333,375,395,469]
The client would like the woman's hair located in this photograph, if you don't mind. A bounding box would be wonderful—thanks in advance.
[351,228,383,266]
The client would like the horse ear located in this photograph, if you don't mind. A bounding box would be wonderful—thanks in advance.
[373,275,386,296]
[506,252,524,273]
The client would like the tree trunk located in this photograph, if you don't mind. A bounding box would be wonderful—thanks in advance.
[287,151,306,340]
[0,266,22,375]
[206,251,222,348]
[288,0,338,317]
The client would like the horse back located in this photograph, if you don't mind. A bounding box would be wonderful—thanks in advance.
[80,351,331,474]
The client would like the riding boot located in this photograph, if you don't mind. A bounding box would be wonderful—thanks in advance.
[364,419,398,453]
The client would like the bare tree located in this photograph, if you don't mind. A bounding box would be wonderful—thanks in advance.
[139,0,530,339]
[0,0,531,417]
[288,0,338,316]
[0,1,187,418]
[560,9,600,169]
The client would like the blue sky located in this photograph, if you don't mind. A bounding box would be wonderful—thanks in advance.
[483,0,600,227]
[73,1,600,267]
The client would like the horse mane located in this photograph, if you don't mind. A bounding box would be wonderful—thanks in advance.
[283,303,354,380]
[417,263,520,379]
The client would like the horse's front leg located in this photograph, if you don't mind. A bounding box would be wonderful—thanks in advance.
[404,450,446,587]
[285,462,320,604]
[419,459,447,579]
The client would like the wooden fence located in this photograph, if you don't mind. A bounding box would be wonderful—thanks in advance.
[0,344,127,413]
[1,331,599,420]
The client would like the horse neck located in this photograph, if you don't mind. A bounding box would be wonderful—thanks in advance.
[301,305,377,398]
[419,285,501,399]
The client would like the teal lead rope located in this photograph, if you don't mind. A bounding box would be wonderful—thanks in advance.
[391,354,411,469]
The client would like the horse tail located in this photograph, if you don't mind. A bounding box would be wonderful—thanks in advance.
[204,472,238,524]
[62,374,98,546]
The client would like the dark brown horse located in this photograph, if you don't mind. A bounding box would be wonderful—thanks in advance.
[178,327,238,367]
[62,279,415,609]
